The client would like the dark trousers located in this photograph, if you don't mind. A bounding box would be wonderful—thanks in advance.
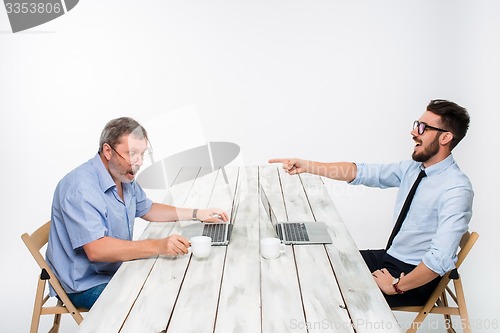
[360,249,441,307]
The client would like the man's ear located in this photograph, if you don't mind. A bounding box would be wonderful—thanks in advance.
[102,143,112,160]
[440,132,454,146]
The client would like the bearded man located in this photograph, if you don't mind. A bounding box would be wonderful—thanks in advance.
[270,99,473,307]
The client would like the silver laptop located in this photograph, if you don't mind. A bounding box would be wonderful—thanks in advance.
[260,184,332,245]
[181,184,241,246]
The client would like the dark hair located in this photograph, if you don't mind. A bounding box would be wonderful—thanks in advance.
[426,99,470,150]
[98,117,148,152]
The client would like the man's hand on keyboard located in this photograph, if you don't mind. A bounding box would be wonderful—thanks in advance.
[197,208,229,223]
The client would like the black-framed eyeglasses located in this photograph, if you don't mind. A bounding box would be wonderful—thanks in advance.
[413,120,449,135]
[106,142,153,166]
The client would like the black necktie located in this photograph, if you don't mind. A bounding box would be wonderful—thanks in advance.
[386,169,427,250]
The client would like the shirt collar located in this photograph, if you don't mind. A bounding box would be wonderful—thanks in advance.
[422,154,455,177]
[90,152,116,192]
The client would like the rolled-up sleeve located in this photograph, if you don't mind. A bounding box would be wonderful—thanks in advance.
[423,184,473,275]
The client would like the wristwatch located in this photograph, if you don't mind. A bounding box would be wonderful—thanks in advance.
[392,278,404,295]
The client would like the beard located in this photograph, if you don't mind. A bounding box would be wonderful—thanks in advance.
[109,159,139,183]
[122,166,140,182]
[412,133,440,162]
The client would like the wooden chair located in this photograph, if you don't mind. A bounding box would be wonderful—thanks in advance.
[393,231,479,333]
[21,221,88,333]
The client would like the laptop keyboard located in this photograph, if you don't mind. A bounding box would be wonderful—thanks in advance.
[283,223,310,242]
[202,224,226,243]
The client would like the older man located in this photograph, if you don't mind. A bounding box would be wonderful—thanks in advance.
[47,117,228,309]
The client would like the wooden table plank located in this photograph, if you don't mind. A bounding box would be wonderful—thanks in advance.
[259,166,307,333]
[300,173,403,333]
[294,247,355,333]
[214,166,262,333]
[278,168,355,333]
[119,253,191,333]
[165,168,238,332]
[120,167,204,333]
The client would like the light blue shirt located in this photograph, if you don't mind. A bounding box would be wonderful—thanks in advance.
[46,153,153,295]
[350,154,473,276]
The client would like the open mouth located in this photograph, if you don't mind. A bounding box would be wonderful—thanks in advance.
[413,137,422,148]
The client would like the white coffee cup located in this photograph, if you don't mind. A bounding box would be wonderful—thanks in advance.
[260,237,286,259]
[190,236,212,259]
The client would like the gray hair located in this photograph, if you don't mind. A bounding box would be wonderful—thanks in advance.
[98,117,148,152]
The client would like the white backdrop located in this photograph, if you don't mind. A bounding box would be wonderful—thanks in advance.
[1,1,498,332]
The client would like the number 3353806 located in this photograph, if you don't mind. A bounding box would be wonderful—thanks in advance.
[5,2,62,14]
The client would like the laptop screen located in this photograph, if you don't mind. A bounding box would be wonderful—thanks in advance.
[259,184,280,228]
[228,180,242,224]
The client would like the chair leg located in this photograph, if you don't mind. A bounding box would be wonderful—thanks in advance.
[440,291,454,333]
[48,299,63,333]
[30,278,46,333]
[454,279,471,333]
[48,317,61,333]
[445,317,456,333]
[406,312,429,332]
[406,299,438,333]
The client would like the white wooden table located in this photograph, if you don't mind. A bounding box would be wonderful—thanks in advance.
[77,166,402,333]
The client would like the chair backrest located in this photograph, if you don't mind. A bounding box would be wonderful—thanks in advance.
[22,221,51,270]
[455,231,479,271]
[21,221,86,332]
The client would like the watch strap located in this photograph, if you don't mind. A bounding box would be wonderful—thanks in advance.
[392,278,404,295]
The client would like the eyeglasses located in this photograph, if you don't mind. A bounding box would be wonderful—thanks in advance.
[107,143,152,166]
[413,120,449,135]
